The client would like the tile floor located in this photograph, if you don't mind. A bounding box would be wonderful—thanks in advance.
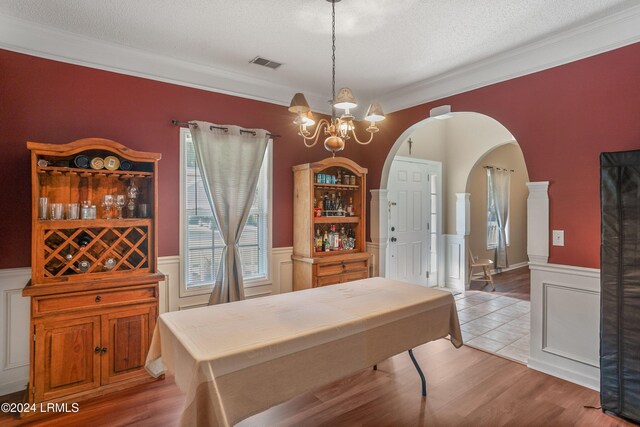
[454,290,530,364]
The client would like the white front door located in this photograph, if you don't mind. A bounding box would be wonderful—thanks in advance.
[387,157,441,287]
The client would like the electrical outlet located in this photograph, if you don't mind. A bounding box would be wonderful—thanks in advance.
[552,230,564,246]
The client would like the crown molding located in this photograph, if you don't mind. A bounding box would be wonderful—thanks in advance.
[0,13,330,112]
[0,6,639,115]
[379,4,640,113]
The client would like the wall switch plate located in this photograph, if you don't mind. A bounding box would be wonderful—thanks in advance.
[552,230,565,246]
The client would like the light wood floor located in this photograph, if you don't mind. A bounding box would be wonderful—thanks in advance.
[1,339,630,426]
[469,266,531,301]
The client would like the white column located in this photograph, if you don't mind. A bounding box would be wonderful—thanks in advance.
[527,182,550,263]
[456,193,471,236]
[368,189,389,277]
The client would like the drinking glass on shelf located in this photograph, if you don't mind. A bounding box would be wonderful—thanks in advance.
[115,195,126,219]
[38,197,48,220]
[49,203,64,220]
[102,194,114,219]
[138,203,149,218]
[65,203,80,220]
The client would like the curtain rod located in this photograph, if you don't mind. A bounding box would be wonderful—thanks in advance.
[171,120,280,139]
[484,165,515,172]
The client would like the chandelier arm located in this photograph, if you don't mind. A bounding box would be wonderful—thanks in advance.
[349,126,375,145]
[299,118,331,147]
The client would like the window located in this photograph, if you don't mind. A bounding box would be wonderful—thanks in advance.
[180,129,271,292]
[486,168,509,249]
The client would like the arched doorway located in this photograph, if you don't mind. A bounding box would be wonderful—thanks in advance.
[371,111,533,362]
[373,112,523,286]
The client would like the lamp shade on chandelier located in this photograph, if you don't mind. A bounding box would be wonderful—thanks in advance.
[289,0,385,156]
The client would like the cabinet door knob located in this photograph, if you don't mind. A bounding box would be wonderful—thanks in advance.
[94,347,101,354]
[100,347,107,354]
[95,295,101,302]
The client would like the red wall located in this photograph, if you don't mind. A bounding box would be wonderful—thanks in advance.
[1,42,639,269]
[365,42,640,268]
[0,49,369,269]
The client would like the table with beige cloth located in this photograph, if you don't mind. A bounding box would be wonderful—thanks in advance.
[145,277,463,427]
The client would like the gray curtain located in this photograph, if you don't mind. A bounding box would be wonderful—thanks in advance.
[488,168,511,269]
[189,121,269,304]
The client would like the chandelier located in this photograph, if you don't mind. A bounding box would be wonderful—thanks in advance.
[288,0,385,156]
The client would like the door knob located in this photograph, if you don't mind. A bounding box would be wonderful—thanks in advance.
[391,226,395,231]
[391,237,397,242]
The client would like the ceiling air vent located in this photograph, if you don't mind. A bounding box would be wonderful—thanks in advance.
[249,56,283,70]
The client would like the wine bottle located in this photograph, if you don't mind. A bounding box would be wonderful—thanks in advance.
[315,228,322,252]
[323,229,330,252]
[76,233,92,247]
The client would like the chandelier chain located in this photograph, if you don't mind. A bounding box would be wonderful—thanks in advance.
[331,0,336,120]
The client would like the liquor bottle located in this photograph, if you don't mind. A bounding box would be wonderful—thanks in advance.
[330,193,337,217]
[315,228,322,252]
[337,192,344,216]
[323,229,330,252]
[349,227,356,249]
[348,197,354,216]
[323,192,329,216]
[340,226,346,250]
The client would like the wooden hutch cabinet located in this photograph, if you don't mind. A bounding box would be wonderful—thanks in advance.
[292,157,370,290]
[22,138,163,407]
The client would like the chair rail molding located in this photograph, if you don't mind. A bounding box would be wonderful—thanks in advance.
[528,262,601,390]
[527,182,550,263]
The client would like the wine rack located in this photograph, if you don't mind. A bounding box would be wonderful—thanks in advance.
[42,223,150,278]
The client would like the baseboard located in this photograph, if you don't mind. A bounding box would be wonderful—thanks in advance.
[0,379,27,397]
[528,357,599,391]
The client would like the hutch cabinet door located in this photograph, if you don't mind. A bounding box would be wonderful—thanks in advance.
[100,304,156,385]
[34,315,101,402]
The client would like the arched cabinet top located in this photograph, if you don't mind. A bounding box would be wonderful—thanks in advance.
[292,156,368,176]
[27,138,162,162]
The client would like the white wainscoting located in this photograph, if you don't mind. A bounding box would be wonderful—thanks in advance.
[529,262,601,390]
[445,234,466,291]
[0,248,295,396]
[0,267,31,396]
[271,247,293,294]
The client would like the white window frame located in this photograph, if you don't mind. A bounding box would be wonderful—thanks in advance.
[179,127,272,298]
[486,169,510,250]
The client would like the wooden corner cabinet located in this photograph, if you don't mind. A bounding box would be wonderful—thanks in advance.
[292,157,370,290]
[22,138,163,411]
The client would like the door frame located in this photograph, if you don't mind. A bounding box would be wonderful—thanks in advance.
[386,156,443,287]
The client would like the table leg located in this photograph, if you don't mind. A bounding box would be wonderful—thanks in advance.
[408,349,427,397]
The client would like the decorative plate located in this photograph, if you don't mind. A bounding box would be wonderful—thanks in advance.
[74,155,90,168]
[104,156,121,171]
[119,160,133,171]
[90,157,105,170]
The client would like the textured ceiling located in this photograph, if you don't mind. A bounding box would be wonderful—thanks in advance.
[0,0,636,112]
